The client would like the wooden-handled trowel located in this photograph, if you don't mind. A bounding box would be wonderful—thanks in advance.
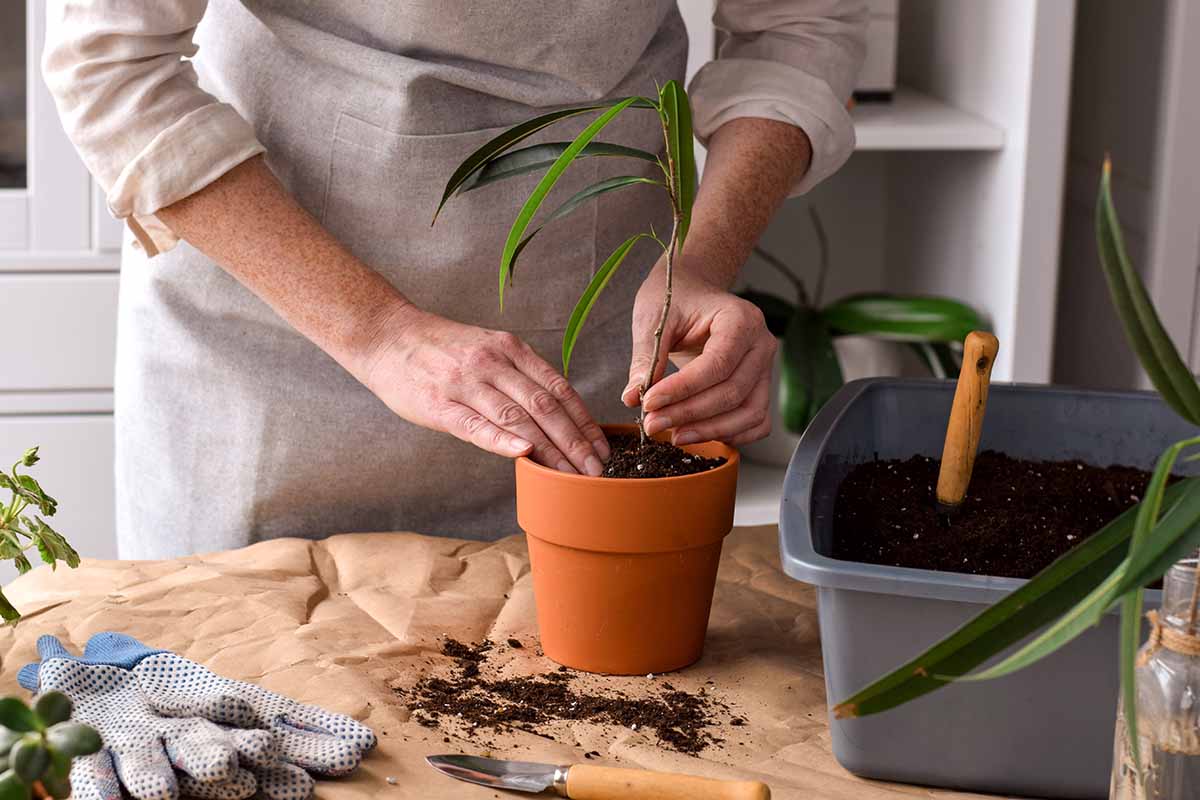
[427,754,771,799]
[936,331,1000,516]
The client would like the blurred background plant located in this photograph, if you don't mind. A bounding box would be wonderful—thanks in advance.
[0,691,101,799]
[737,207,986,437]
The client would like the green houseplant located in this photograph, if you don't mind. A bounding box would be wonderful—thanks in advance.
[434,82,741,674]
[739,207,986,436]
[0,692,101,799]
[0,448,81,623]
[834,158,1200,787]
[434,81,696,444]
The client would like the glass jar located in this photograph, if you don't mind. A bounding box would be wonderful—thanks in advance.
[1112,558,1200,799]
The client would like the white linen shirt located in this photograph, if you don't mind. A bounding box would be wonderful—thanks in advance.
[43,1,866,257]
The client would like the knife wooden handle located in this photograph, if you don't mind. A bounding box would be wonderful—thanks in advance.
[565,764,770,800]
[936,330,999,508]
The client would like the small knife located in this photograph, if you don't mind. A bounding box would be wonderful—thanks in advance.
[426,754,771,800]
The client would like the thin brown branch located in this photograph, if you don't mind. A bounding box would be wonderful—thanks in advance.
[636,110,682,446]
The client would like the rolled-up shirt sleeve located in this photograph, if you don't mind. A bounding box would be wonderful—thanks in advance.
[43,0,265,256]
[688,0,867,195]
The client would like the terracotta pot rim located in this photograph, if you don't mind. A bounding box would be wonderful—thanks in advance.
[515,439,739,485]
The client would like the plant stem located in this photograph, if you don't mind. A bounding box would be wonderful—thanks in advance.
[637,110,683,447]
[638,214,679,446]
[752,246,809,308]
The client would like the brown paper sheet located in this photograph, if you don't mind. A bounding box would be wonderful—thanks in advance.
[0,526,1011,799]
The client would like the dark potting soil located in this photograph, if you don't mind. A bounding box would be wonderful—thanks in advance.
[833,451,1163,579]
[397,638,730,754]
[602,433,726,479]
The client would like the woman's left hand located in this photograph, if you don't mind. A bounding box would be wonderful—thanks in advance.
[623,260,777,446]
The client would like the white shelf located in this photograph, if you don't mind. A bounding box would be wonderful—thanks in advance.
[734,462,787,527]
[852,88,1005,151]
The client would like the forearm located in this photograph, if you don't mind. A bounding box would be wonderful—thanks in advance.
[678,117,812,286]
[156,156,410,379]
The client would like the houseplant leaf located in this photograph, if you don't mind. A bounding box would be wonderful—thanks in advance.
[460,141,659,193]
[908,341,959,379]
[822,295,985,342]
[833,479,1198,718]
[658,80,696,245]
[1097,157,1200,425]
[780,310,843,435]
[736,290,795,338]
[562,234,655,376]
[508,175,662,281]
[499,96,643,309]
[433,96,655,222]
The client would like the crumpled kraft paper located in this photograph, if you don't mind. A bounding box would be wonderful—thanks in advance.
[0,526,1006,800]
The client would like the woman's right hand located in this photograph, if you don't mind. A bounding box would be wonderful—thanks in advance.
[357,301,610,475]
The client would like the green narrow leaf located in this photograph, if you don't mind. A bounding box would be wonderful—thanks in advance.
[821,295,986,342]
[1097,159,1200,424]
[432,97,654,223]
[506,176,661,282]
[562,234,655,376]
[780,310,843,435]
[459,142,658,193]
[736,290,796,338]
[834,479,1197,718]
[658,80,696,245]
[499,96,642,310]
[1119,588,1144,780]
[0,590,18,623]
[907,342,959,379]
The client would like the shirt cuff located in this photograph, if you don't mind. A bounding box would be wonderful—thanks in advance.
[689,58,856,196]
[107,103,266,257]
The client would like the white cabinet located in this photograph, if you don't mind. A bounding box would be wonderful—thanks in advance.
[0,1,121,573]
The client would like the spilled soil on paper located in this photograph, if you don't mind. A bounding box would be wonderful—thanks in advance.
[397,638,735,755]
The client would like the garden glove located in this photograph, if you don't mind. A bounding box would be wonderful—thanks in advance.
[21,633,375,791]
[17,635,272,800]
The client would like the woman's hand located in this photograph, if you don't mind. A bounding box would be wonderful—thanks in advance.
[623,263,776,446]
[360,302,610,474]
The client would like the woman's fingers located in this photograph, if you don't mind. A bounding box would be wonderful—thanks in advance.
[669,375,771,446]
[441,401,535,458]
[488,371,603,476]
[641,342,770,436]
[466,384,577,473]
[509,345,610,461]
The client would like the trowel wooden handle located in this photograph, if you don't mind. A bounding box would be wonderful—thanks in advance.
[565,764,770,800]
[936,331,999,508]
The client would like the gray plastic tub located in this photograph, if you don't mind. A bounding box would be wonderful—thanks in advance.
[780,378,1200,799]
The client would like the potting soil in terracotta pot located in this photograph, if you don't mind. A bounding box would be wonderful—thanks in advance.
[833,450,1162,579]
[516,424,739,675]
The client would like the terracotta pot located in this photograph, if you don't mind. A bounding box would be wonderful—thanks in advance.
[516,424,739,674]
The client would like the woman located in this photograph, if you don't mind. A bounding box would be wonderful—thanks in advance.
[43,1,866,558]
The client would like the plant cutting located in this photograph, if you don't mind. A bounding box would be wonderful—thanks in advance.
[0,447,81,622]
[435,82,739,674]
[777,158,1200,798]
[0,691,102,799]
[738,207,986,435]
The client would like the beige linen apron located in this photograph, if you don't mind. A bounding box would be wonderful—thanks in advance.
[115,0,685,558]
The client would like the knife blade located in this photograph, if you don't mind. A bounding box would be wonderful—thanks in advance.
[426,754,771,799]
